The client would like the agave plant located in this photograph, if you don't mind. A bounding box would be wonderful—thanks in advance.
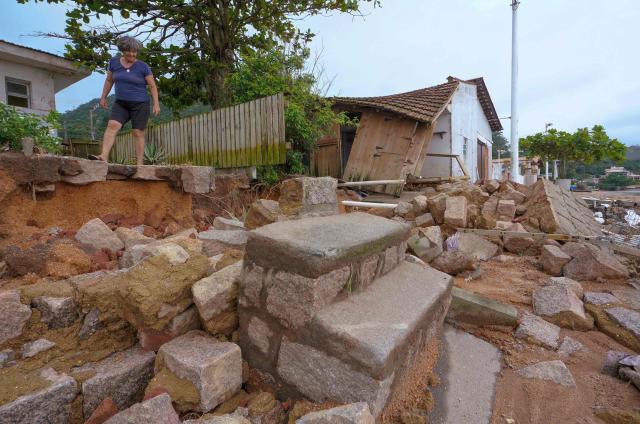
[143,144,167,165]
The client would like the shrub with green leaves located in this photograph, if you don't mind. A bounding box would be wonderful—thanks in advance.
[0,102,62,153]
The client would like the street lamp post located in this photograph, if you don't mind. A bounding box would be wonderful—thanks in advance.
[544,122,553,179]
[510,0,521,183]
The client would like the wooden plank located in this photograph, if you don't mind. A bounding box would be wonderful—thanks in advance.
[255,98,263,166]
[279,93,287,164]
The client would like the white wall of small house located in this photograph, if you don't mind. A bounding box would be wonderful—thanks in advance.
[419,110,452,178]
[0,59,56,115]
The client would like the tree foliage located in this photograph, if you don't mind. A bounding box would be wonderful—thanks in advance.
[19,0,379,110]
[0,103,62,152]
[491,130,510,158]
[598,173,635,191]
[520,125,626,178]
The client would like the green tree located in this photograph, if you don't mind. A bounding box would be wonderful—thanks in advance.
[598,173,635,191]
[520,125,626,178]
[0,103,61,152]
[20,0,379,110]
[227,43,347,174]
[491,130,510,159]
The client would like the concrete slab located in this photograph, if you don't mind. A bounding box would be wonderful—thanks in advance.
[429,325,502,424]
[309,261,452,379]
[246,212,409,278]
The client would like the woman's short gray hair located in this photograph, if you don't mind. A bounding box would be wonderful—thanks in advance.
[116,36,142,53]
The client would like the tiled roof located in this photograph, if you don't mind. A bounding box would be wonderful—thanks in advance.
[333,77,503,132]
[333,81,459,125]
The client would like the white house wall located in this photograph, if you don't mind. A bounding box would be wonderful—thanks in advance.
[0,59,56,114]
[451,82,493,182]
[419,111,451,178]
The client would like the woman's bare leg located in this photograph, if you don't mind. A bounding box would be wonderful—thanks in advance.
[99,120,123,161]
[132,129,145,166]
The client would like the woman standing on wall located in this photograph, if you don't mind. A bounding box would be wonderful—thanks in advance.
[89,36,160,165]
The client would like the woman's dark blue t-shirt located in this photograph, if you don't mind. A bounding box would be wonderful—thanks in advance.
[107,57,152,102]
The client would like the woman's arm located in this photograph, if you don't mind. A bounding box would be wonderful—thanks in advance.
[145,74,160,116]
[99,71,113,109]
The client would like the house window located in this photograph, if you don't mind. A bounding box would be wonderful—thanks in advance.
[6,78,31,108]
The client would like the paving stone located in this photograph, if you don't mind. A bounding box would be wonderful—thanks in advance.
[145,243,190,265]
[455,233,498,261]
[415,212,435,227]
[246,316,273,356]
[447,287,518,327]
[157,331,242,412]
[245,199,283,230]
[74,346,156,417]
[21,338,56,358]
[427,193,448,224]
[193,261,242,321]
[532,285,593,330]
[279,177,338,217]
[584,292,620,306]
[167,305,201,336]
[546,277,584,299]
[407,228,442,263]
[483,180,500,193]
[60,158,108,185]
[517,360,576,387]
[198,229,248,256]
[79,308,104,340]
[514,313,561,350]
[430,251,476,275]
[557,336,585,357]
[618,366,640,390]
[561,242,628,281]
[444,196,468,228]
[277,340,393,417]
[184,414,250,424]
[246,212,409,278]
[115,227,153,250]
[213,217,245,231]
[523,179,601,236]
[496,199,516,220]
[605,307,640,343]
[238,262,265,308]
[593,406,640,424]
[266,266,350,329]
[411,195,428,214]
[0,367,77,424]
[103,393,180,424]
[32,296,78,329]
[503,223,536,255]
[297,402,374,424]
[394,201,412,217]
[610,287,640,310]
[309,261,451,379]
[0,295,31,344]
[498,184,527,205]
[429,325,502,424]
[181,165,215,193]
[602,350,629,376]
[75,218,125,253]
[539,245,571,277]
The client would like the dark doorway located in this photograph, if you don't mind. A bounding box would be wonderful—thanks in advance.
[340,126,356,173]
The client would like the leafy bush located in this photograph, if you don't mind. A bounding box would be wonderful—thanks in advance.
[0,103,62,152]
[598,173,635,191]
[257,165,279,186]
[143,144,167,164]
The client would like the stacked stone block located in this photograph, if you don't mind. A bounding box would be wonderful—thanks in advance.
[238,212,453,417]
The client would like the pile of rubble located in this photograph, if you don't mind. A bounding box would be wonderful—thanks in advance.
[2,153,640,424]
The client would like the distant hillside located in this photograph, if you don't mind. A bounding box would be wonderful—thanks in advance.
[61,95,210,140]
[627,145,640,161]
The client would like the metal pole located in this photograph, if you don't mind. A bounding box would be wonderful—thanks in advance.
[510,0,521,183]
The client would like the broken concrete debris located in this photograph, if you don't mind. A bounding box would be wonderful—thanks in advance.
[447,287,518,327]
[532,284,594,331]
[517,360,576,388]
[514,313,561,350]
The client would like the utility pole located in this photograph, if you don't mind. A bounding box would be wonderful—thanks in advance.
[544,122,553,179]
[510,0,521,183]
[89,103,100,141]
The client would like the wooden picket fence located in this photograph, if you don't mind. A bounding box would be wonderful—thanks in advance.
[111,93,286,168]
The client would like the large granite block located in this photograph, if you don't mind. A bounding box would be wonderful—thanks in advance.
[246,213,409,278]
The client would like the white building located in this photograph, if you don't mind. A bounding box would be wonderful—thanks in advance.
[314,76,502,185]
[0,40,90,115]
[604,166,640,181]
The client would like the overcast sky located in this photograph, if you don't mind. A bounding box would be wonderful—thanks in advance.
[2,0,639,145]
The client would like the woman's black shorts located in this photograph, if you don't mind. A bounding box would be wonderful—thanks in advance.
[110,99,150,130]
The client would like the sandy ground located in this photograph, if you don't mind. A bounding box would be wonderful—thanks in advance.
[575,190,640,203]
[454,255,640,424]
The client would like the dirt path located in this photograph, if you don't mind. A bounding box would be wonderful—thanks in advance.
[454,256,640,424]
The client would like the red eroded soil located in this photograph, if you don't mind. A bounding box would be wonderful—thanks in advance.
[0,180,194,249]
